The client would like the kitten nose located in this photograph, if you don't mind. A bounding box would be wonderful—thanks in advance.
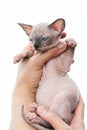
[34,43,39,49]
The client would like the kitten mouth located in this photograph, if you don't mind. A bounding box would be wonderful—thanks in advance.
[36,47,49,52]
[33,42,59,52]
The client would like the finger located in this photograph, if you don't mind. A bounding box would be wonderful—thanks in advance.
[37,105,69,130]
[71,95,85,124]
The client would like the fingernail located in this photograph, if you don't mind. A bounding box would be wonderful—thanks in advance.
[58,43,65,49]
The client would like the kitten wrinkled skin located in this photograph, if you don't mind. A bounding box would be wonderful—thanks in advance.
[14,19,79,130]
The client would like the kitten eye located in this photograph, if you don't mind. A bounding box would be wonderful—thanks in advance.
[42,37,49,41]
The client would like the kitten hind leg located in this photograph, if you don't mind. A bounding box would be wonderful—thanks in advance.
[21,104,52,128]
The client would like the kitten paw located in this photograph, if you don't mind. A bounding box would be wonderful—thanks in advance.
[21,104,52,128]
[29,103,39,112]
[13,50,33,64]
[27,112,41,124]
[65,38,77,48]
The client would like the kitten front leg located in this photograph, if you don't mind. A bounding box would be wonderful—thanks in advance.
[65,38,77,54]
[58,38,77,73]
[13,50,34,64]
[65,38,77,47]
[13,44,35,64]
[65,38,77,63]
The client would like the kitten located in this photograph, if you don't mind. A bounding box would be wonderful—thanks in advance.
[14,18,65,63]
[14,19,79,130]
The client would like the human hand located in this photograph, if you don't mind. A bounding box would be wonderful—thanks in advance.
[36,96,85,130]
[10,41,67,130]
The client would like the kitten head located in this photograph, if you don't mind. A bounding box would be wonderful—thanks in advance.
[18,18,65,52]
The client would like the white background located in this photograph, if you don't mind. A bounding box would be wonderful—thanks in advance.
[0,0,87,129]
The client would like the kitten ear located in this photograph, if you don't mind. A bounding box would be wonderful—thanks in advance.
[49,18,65,34]
[18,23,33,36]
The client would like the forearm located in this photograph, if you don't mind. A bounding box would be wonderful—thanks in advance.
[9,83,37,130]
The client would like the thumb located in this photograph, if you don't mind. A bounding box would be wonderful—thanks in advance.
[37,105,70,130]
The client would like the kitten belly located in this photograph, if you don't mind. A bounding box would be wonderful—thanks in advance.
[36,75,79,124]
[36,75,79,110]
